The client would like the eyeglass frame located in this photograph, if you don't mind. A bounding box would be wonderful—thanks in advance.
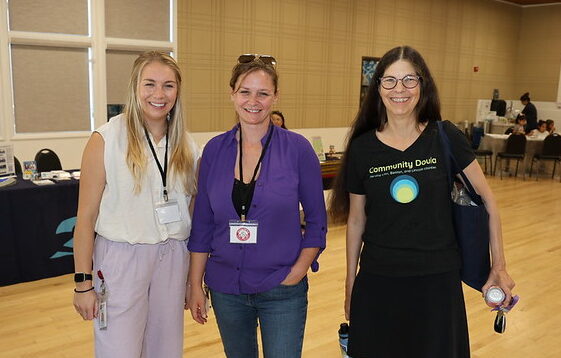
[378,75,422,90]
[237,54,277,67]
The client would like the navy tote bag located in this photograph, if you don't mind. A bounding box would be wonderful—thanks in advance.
[437,121,491,292]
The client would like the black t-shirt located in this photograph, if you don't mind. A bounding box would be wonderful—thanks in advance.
[232,179,256,218]
[346,120,476,276]
[522,102,538,132]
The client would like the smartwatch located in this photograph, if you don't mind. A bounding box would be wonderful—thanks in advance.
[74,272,93,283]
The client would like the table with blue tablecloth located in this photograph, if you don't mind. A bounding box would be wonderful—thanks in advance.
[0,176,78,286]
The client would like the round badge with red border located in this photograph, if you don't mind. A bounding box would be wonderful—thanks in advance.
[236,227,251,242]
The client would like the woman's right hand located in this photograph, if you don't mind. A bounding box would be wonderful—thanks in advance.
[344,293,351,321]
[73,288,98,320]
[188,285,208,324]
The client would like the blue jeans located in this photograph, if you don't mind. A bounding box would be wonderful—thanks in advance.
[210,278,308,358]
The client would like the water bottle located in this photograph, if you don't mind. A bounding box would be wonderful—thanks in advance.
[485,287,506,305]
[452,186,476,206]
[338,323,350,358]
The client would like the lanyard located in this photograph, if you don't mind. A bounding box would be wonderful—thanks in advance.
[238,124,273,221]
[145,127,169,201]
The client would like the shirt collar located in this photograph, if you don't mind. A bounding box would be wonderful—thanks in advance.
[227,123,276,146]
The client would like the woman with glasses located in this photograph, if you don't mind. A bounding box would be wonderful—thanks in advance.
[187,54,326,358]
[329,46,515,357]
[72,52,199,357]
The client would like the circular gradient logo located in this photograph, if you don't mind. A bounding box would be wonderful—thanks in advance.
[390,175,419,204]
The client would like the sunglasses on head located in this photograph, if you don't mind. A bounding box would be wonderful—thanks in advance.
[237,54,277,67]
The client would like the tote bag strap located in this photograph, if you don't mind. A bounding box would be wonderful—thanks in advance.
[436,121,455,192]
[436,121,484,206]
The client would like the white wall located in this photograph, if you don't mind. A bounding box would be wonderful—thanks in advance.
[476,99,561,126]
[509,100,561,123]
[533,101,561,124]
[10,135,89,170]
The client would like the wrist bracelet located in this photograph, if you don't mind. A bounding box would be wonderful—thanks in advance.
[74,286,95,293]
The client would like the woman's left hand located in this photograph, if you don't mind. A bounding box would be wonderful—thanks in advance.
[281,267,306,286]
[482,267,516,308]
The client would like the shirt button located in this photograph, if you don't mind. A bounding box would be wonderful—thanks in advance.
[236,267,240,271]
[252,204,257,208]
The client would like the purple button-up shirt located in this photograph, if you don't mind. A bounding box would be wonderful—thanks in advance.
[188,125,327,295]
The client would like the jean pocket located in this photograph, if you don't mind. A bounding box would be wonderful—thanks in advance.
[263,278,308,301]
[280,280,301,287]
[279,277,308,289]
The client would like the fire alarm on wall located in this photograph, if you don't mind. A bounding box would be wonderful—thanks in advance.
[474,66,479,72]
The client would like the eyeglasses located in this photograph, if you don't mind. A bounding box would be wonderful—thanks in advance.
[238,54,277,67]
[379,75,421,90]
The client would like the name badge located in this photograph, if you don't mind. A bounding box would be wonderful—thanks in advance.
[229,220,258,244]
[155,200,181,224]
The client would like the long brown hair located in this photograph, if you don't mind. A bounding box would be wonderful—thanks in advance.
[123,51,196,195]
[329,46,442,223]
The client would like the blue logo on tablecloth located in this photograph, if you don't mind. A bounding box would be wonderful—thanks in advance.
[50,216,76,259]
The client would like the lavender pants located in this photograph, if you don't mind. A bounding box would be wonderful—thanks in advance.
[93,235,189,358]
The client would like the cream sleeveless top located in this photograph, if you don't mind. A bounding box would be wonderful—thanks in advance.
[95,114,199,244]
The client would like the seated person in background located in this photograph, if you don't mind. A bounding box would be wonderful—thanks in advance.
[508,114,527,135]
[546,119,557,134]
[271,110,287,129]
[529,120,550,139]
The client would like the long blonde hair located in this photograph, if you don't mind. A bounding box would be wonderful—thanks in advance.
[123,51,196,195]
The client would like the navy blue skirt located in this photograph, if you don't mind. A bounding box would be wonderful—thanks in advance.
[347,270,470,358]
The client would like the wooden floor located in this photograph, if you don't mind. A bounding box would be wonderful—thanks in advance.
[1,175,561,357]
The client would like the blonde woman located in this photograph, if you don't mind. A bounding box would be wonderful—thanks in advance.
[73,51,198,357]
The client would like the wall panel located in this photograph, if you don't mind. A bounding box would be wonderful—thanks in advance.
[515,5,561,103]
[178,0,560,132]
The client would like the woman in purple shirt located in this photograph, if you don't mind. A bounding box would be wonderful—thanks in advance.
[187,55,327,358]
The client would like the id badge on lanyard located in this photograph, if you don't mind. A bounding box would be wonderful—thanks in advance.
[155,199,181,224]
[97,270,108,330]
[229,125,271,245]
[145,127,181,224]
[229,220,258,244]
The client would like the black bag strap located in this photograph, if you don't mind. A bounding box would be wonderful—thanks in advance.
[436,121,484,206]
